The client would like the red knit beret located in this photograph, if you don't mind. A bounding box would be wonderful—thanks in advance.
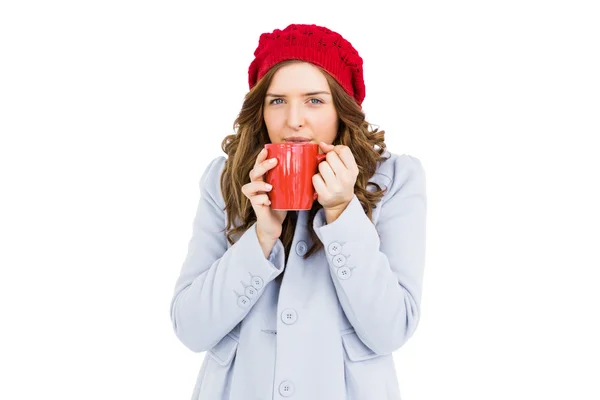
[248,24,366,106]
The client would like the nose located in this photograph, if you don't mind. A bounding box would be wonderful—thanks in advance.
[286,103,305,130]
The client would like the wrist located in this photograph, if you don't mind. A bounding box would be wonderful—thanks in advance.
[256,228,277,245]
[324,202,349,224]
[256,229,277,259]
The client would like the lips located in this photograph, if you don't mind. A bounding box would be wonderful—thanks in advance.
[284,137,311,143]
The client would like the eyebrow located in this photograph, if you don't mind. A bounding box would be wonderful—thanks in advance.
[265,91,331,97]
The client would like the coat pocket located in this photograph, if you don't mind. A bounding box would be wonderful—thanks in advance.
[196,334,239,400]
[341,330,397,399]
[207,334,239,366]
[341,330,380,362]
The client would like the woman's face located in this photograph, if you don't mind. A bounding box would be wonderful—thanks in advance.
[263,62,339,147]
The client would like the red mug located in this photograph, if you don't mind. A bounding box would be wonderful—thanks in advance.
[264,142,327,210]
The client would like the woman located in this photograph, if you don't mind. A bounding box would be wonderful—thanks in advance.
[170,23,427,399]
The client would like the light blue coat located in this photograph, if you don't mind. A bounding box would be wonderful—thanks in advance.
[170,151,427,399]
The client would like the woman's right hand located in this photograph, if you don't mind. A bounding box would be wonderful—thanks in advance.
[241,148,288,245]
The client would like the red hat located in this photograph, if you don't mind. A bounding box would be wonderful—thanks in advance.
[248,24,366,106]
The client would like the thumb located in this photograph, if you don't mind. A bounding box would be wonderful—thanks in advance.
[319,141,334,152]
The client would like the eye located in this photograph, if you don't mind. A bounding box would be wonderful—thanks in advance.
[308,98,323,105]
[269,98,284,105]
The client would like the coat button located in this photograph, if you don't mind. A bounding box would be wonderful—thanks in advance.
[281,309,298,325]
[279,380,295,397]
[332,254,347,267]
[245,286,258,299]
[237,295,251,308]
[327,242,342,255]
[337,266,352,280]
[295,240,308,256]
[251,277,264,290]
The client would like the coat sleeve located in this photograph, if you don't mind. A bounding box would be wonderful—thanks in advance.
[313,154,427,355]
[170,156,285,353]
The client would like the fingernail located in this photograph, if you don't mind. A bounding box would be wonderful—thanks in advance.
[269,158,276,163]
[265,183,272,190]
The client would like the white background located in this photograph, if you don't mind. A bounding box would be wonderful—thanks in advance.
[1,0,599,399]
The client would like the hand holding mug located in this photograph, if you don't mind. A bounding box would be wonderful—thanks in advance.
[312,142,359,213]
[241,148,288,243]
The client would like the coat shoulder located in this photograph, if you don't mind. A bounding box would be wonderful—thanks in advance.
[199,156,227,209]
[373,151,426,196]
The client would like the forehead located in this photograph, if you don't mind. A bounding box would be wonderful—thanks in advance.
[267,62,330,93]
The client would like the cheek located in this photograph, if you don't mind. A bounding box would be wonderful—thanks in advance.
[264,110,283,131]
[313,110,338,139]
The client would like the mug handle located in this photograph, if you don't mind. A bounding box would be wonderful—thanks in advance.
[313,153,328,200]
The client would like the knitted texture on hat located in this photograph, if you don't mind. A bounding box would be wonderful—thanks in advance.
[248,24,365,105]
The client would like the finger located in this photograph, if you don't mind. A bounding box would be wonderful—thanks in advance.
[249,157,278,181]
[249,193,271,207]
[318,160,337,186]
[319,141,335,154]
[324,151,346,176]
[242,181,273,197]
[335,146,359,175]
[312,174,327,196]
[254,148,268,167]
[250,148,268,180]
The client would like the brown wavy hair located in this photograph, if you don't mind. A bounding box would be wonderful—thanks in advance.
[220,60,389,264]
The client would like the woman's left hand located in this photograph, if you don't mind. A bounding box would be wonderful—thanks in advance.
[313,142,359,215]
